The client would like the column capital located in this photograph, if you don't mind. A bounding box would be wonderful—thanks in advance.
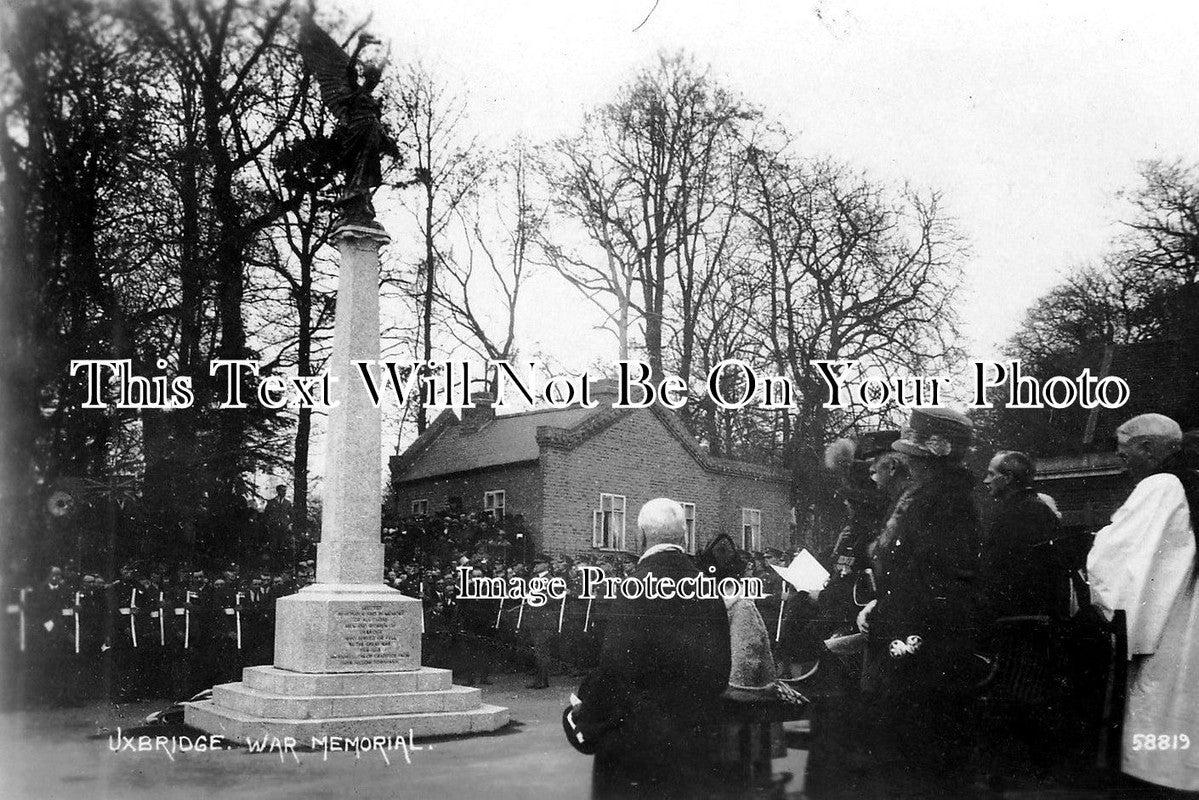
[334,222,391,246]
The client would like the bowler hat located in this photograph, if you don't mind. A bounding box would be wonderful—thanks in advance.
[892,408,972,459]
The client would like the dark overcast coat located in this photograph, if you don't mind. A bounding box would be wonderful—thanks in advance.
[979,487,1064,621]
[575,548,731,796]
[864,465,981,696]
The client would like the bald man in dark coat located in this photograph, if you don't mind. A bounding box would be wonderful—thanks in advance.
[575,498,731,799]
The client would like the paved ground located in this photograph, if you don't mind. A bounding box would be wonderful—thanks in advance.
[0,675,1141,800]
[0,674,809,800]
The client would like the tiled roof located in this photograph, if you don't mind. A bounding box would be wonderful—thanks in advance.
[396,406,599,482]
[393,403,790,484]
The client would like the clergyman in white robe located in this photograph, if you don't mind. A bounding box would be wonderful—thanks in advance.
[1087,472,1199,792]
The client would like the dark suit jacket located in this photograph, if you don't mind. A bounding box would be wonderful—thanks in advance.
[577,548,731,786]
[979,488,1064,620]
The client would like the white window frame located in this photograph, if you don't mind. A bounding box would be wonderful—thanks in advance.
[593,493,627,550]
[741,508,762,552]
[681,502,697,554]
[411,499,429,516]
[483,490,506,520]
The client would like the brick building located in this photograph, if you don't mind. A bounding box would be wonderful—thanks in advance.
[388,384,793,557]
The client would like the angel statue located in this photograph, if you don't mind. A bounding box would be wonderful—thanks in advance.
[296,12,399,226]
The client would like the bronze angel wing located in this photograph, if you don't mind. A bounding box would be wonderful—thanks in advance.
[297,16,355,124]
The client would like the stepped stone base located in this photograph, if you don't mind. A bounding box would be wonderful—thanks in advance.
[185,699,510,741]
[186,664,509,741]
[242,664,453,695]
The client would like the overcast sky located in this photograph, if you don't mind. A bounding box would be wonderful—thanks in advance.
[354,0,1199,369]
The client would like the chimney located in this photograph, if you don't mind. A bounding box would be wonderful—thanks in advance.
[460,392,495,433]
[589,377,620,408]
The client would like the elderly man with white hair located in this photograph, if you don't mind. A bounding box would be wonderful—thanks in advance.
[572,497,731,799]
[1087,413,1199,793]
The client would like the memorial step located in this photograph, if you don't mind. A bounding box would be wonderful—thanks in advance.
[184,699,510,741]
[241,664,453,696]
[211,682,482,720]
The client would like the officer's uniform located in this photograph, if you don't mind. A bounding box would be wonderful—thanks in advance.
[2,581,30,708]
[76,584,108,701]
[126,582,163,699]
[27,579,72,705]
[209,582,244,684]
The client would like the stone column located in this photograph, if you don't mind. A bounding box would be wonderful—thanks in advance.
[315,224,387,585]
[186,221,507,739]
[271,223,420,674]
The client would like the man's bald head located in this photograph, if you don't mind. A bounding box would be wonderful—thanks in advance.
[1117,413,1183,445]
[637,498,686,549]
[1116,413,1182,482]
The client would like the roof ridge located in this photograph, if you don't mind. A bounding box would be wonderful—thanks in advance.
[393,404,788,484]
[490,404,606,419]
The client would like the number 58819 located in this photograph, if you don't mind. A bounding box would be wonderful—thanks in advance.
[1131,734,1190,751]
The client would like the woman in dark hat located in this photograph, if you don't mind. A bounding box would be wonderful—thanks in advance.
[790,432,901,800]
[855,407,983,798]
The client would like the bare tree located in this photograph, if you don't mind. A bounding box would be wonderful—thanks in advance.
[251,87,341,538]
[686,249,767,457]
[985,159,1199,457]
[740,146,966,547]
[1122,159,1199,286]
[433,142,545,378]
[130,0,311,513]
[0,0,159,561]
[538,135,639,359]
[390,63,485,431]
[543,51,758,374]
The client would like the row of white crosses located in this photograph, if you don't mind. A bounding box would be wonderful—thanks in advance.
[486,597,585,633]
[490,595,593,635]
[468,550,834,642]
[4,589,247,653]
[3,589,85,654]
[417,584,591,636]
[8,558,823,654]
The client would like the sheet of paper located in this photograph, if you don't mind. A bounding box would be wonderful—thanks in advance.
[771,549,831,594]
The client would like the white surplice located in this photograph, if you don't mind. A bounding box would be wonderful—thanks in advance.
[1087,472,1199,791]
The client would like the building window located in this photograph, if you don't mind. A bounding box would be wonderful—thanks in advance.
[411,499,428,516]
[484,490,506,520]
[741,508,762,551]
[593,493,627,550]
[681,502,697,553]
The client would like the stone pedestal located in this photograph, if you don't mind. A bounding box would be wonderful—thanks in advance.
[185,223,507,740]
[273,585,421,673]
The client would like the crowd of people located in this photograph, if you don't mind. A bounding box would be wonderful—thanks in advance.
[0,517,792,710]
[569,410,1199,799]
[4,409,1197,798]
[786,411,1199,798]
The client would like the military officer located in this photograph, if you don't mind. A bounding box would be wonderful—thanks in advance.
[856,408,982,799]
[28,566,72,705]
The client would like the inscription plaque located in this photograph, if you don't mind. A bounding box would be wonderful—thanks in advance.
[330,604,411,666]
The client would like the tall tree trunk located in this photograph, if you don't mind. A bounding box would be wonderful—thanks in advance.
[292,235,315,537]
[419,178,435,433]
